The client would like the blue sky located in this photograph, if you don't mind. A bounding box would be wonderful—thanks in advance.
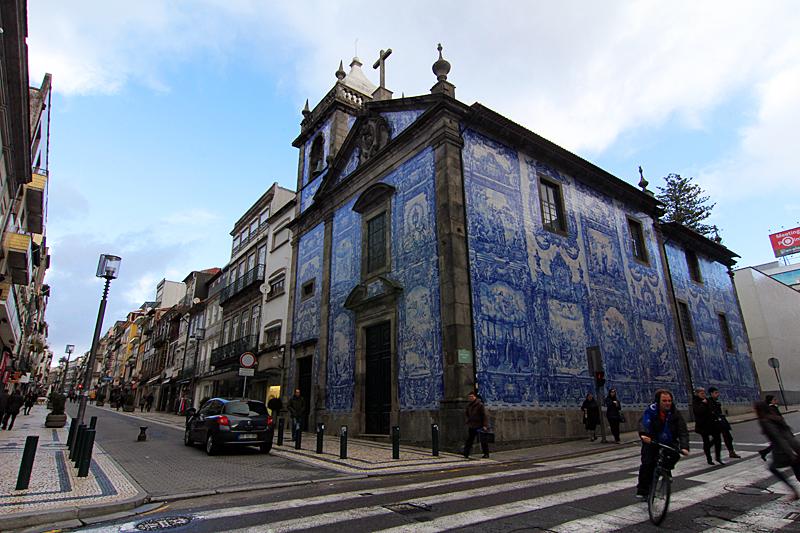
[27,1,800,361]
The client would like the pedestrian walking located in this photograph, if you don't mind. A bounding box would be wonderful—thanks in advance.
[139,396,146,412]
[692,387,722,465]
[89,390,96,404]
[605,388,623,443]
[463,391,490,458]
[636,389,690,498]
[287,389,306,441]
[2,390,24,430]
[0,388,8,428]
[581,392,600,441]
[145,392,154,412]
[708,387,741,459]
[755,400,800,500]
[23,391,36,415]
[759,395,784,461]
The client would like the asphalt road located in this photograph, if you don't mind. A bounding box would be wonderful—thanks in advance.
[72,413,800,532]
[66,403,343,498]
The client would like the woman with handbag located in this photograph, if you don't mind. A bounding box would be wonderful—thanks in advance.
[605,388,623,443]
[581,393,601,441]
[755,400,800,500]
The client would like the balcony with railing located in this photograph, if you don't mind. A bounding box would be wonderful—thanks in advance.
[219,264,265,305]
[210,335,258,369]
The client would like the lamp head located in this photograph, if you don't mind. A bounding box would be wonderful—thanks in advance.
[96,254,122,279]
[65,344,75,354]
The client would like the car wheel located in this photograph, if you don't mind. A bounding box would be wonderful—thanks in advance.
[184,429,193,447]
[260,441,272,454]
[205,434,218,456]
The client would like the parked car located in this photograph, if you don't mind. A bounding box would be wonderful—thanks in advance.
[184,398,274,455]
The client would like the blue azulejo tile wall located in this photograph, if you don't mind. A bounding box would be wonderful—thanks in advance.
[293,223,324,345]
[665,242,759,403]
[462,128,689,409]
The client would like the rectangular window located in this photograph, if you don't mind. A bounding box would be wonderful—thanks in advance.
[258,244,267,267]
[301,280,315,300]
[260,208,270,227]
[627,218,648,263]
[265,326,281,348]
[677,301,695,344]
[232,235,240,251]
[251,305,261,341]
[231,316,239,341]
[539,179,567,234]
[241,227,250,244]
[247,252,256,272]
[240,310,249,338]
[269,276,285,297]
[366,212,387,273]
[686,250,703,283]
[238,261,246,279]
[718,313,734,352]
[223,319,231,344]
[250,219,258,236]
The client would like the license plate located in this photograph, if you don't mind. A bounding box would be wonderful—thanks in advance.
[238,433,258,440]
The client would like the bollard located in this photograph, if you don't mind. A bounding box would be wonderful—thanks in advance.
[15,436,39,490]
[340,425,348,459]
[70,424,86,462]
[90,416,98,429]
[67,417,78,450]
[137,427,148,442]
[73,425,88,468]
[77,430,96,478]
[295,427,302,450]
[277,417,284,446]
[392,426,400,460]
[316,423,325,454]
[431,424,439,457]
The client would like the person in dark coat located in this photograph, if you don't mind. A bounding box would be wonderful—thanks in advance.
[636,389,690,498]
[145,393,154,412]
[581,393,601,441]
[759,395,784,461]
[755,400,800,500]
[2,390,24,430]
[0,388,9,428]
[692,387,722,465]
[287,389,307,441]
[708,387,740,459]
[23,391,36,415]
[605,388,623,443]
[463,391,490,458]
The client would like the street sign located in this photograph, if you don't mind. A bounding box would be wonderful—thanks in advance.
[238,367,255,377]
[102,376,113,382]
[768,357,780,369]
[239,352,256,369]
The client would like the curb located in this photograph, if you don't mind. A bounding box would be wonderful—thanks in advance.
[6,493,151,532]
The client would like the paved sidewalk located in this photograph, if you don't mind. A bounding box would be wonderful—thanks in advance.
[0,405,148,531]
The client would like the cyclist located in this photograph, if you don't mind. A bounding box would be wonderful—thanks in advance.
[636,389,690,499]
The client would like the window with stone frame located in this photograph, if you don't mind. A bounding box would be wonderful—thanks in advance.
[539,177,567,234]
[627,217,649,264]
[301,279,315,300]
[264,324,281,348]
[353,183,395,279]
[309,135,325,176]
[685,249,703,283]
[268,275,285,298]
[676,300,695,344]
[718,312,734,352]
[366,211,387,274]
[251,305,260,342]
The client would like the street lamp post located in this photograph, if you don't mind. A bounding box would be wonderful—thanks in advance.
[59,344,75,393]
[76,254,121,428]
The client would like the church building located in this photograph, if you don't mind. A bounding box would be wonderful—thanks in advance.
[284,46,759,447]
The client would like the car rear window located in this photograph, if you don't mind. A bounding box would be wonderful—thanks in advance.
[224,401,267,416]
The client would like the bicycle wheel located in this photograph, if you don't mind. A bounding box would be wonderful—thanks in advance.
[648,470,671,525]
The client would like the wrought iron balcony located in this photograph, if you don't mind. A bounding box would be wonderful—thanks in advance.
[210,335,258,369]
[219,264,265,305]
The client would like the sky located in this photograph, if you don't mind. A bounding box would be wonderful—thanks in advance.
[26,1,800,363]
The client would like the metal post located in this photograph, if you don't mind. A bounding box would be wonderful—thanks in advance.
[431,424,439,457]
[15,436,39,490]
[775,367,789,412]
[77,430,96,478]
[277,417,284,446]
[70,424,85,461]
[76,278,111,428]
[67,417,78,450]
[392,426,400,459]
[595,381,608,443]
[90,416,98,429]
[316,423,325,454]
[242,375,248,399]
[295,427,302,450]
[340,426,348,459]
[74,425,88,468]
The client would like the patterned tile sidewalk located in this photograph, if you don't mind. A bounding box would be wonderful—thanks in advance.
[0,405,147,531]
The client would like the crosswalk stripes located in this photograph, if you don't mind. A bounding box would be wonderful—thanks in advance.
[698,482,798,532]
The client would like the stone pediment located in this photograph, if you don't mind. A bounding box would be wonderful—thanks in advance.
[344,276,403,312]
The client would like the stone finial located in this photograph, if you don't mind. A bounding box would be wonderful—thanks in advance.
[302,99,311,119]
[638,166,653,195]
[432,43,451,81]
[335,60,346,80]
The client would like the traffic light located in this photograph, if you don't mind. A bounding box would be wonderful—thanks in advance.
[594,371,606,387]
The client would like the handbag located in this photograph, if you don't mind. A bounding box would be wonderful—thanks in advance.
[619,412,626,424]
[478,428,496,443]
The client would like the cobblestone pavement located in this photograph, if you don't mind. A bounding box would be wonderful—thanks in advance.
[0,405,144,530]
[68,404,343,498]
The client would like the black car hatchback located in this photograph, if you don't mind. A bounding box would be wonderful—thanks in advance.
[184,398,275,455]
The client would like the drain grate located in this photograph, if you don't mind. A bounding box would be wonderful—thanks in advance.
[784,511,800,521]
[134,516,193,531]
[384,502,432,515]
[723,484,772,495]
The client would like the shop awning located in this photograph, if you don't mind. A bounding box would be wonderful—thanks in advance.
[146,376,161,385]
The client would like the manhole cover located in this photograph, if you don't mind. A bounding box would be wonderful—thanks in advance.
[724,485,772,495]
[135,516,193,531]
[384,502,432,515]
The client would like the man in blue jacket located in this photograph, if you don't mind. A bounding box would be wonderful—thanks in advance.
[636,389,690,498]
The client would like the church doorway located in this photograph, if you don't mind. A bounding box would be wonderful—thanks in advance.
[364,321,392,434]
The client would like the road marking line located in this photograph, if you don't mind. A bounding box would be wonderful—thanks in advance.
[222,507,396,533]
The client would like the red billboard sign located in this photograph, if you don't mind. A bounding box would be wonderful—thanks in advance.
[770,227,800,258]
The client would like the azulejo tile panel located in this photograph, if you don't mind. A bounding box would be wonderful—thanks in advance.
[665,241,758,403]
[293,223,324,344]
[462,128,695,409]
[381,110,425,139]
[300,173,324,213]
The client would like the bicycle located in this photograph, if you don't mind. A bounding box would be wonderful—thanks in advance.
[648,441,681,525]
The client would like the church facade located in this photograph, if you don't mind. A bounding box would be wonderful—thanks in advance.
[284,49,759,447]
